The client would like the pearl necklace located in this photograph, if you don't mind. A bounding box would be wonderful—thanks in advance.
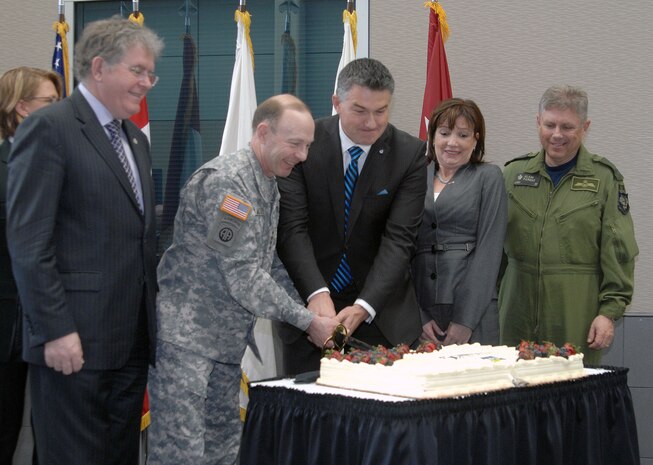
[436,172,454,185]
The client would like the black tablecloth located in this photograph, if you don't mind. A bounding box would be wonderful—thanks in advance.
[241,367,639,465]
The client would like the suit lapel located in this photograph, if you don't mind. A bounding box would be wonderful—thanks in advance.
[72,91,144,217]
[324,118,346,237]
[346,127,391,238]
[425,161,436,214]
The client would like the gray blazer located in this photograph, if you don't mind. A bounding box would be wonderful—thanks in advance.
[411,161,507,343]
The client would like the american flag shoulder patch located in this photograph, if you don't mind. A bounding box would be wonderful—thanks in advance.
[220,195,252,221]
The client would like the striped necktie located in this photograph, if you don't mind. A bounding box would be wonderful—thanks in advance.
[330,146,364,293]
[105,120,143,214]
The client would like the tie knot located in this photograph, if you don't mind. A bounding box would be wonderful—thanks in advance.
[348,146,364,162]
[105,119,121,135]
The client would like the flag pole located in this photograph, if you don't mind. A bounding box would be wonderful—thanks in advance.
[239,0,247,13]
[131,0,141,21]
[52,0,71,97]
[332,0,357,114]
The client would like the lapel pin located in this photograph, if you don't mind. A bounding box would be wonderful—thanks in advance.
[132,138,138,145]
[379,149,384,154]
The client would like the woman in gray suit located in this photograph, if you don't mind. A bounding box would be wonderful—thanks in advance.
[412,98,507,345]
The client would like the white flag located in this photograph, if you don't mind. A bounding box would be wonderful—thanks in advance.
[220,10,257,156]
[222,10,278,419]
[332,10,357,115]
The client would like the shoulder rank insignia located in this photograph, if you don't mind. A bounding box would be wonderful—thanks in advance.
[220,195,251,221]
[570,177,599,192]
[618,188,630,215]
[513,172,540,187]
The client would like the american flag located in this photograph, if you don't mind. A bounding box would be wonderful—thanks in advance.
[52,21,70,97]
[221,195,251,221]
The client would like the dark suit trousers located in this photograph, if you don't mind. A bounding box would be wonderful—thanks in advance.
[30,310,148,465]
[0,360,27,465]
[281,285,392,376]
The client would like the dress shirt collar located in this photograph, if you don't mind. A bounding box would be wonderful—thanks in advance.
[77,83,119,129]
[338,120,371,156]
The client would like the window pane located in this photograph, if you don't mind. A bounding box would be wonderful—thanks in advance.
[74,0,346,252]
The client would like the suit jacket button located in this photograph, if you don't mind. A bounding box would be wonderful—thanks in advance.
[431,223,437,229]
[430,273,437,280]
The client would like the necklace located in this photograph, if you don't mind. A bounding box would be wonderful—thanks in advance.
[436,172,454,185]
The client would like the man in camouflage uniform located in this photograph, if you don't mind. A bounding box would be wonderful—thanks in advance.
[499,85,638,365]
[148,94,338,465]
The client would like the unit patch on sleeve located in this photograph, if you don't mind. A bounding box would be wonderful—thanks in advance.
[206,195,253,250]
[618,188,630,215]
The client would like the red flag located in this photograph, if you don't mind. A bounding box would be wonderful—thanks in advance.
[130,98,150,141]
[140,388,151,431]
[419,4,452,141]
[127,10,152,433]
[130,96,151,433]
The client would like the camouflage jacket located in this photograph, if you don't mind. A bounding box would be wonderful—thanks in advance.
[157,148,313,363]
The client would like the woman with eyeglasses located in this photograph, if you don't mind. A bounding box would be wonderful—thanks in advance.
[0,66,61,465]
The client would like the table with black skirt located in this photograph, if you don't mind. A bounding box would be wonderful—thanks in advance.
[240,367,639,465]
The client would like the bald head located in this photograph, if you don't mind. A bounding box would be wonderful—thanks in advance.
[251,94,314,178]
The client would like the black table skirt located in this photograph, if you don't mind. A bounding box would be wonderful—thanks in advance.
[241,367,640,465]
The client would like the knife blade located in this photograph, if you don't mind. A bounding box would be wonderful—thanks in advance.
[327,323,375,352]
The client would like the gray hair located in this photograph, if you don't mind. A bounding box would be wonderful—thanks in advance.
[335,58,394,101]
[538,85,589,122]
[74,16,164,81]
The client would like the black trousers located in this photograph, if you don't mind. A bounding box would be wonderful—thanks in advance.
[30,319,148,465]
[0,360,27,465]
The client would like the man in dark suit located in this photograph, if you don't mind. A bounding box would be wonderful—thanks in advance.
[6,18,163,465]
[1,65,61,465]
[276,58,427,375]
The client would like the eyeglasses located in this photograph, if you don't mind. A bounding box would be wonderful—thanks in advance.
[29,96,59,104]
[120,63,159,87]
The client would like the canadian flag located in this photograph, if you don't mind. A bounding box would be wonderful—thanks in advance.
[130,98,151,432]
[130,98,151,142]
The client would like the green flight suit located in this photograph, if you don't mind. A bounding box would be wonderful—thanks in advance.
[499,144,638,365]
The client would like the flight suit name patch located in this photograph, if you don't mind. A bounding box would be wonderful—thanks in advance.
[514,173,540,187]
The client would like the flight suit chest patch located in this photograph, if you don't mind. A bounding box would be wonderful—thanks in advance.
[513,173,541,187]
[570,176,599,192]
[618,189,630,215]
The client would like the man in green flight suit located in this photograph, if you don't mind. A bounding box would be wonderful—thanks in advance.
[499,85,638,365]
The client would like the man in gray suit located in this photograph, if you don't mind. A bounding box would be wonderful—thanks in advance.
[276,58,427,375]
[6,18,163,465]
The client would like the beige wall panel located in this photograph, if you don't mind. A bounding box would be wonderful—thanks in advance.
[372,0,652,314]
[2,0,651,314]
[0,0,55,71]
